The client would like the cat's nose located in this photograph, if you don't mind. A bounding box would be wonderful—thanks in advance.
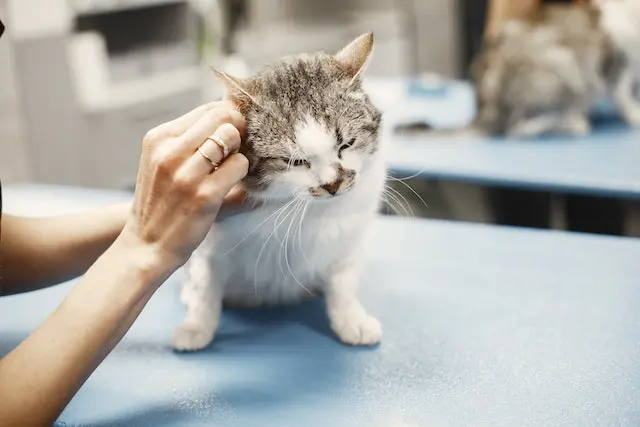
[321,181,341,195]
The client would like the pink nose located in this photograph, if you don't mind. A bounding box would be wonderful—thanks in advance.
[321,181,341,195]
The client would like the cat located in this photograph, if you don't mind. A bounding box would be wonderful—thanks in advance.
[453,0,640,138]
[172,33,387,352]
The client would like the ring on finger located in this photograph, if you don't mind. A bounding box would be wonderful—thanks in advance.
[206,134,230,159]
[197,144,219,169]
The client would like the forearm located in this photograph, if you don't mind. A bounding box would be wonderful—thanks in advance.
[0,234,174,426]
[0,203,131,295]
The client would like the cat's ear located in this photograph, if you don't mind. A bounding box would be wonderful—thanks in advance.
[334,32,374,84]
[211,68,259,110]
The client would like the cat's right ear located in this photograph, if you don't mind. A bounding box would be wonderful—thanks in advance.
[211,69,259,111]
[334,32,375,85]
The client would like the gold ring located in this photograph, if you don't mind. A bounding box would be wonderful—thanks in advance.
[197,145,219,168]
[207,135,230,158]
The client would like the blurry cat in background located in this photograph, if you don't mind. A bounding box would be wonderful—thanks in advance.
[172,33,387,352]
[467,0,640,138]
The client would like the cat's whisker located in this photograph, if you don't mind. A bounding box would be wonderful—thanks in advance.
[273,197,298,245]
[383,187,412,217]
[222,197,297,256]
[277,199,303,278]
[253,198,299,296]
[289,198,307,258]
[380,194,398,215]
[386,175,429,210]
[292,197,308,254]
[380,194,402,216]
[253,229,276,298]
[296,198,312,268]
[386,185,415,216]
[384,193,410,217]
[281,199,314,296]
[387,170,424,182]
[386,185,415,217]
[272,197,299,263]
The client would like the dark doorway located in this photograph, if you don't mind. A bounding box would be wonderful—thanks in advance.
[458,0,489,77]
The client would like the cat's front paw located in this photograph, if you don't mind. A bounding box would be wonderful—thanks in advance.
[172,321,215,352]
[330,307,382,346]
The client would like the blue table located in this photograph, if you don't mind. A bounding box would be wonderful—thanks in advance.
[385,122,640,200]
[2,184,640,427]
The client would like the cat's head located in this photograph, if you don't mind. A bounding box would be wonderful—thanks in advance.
[213,33,382,201]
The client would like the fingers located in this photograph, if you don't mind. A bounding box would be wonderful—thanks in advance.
[199,154,249,202]
[143,102,248,215]
[156,101,238,137]
[222,184,248,207]
[180,122,243,177]
[180,107,246,154]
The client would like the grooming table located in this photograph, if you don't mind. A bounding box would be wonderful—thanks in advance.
[1,184,640,427]
[386,125,640,199]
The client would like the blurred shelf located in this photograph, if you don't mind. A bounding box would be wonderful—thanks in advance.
[78,66,202,113]
[11,0,203,188]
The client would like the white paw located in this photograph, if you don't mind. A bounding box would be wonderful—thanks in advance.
[331,309,383,346]
[172,321,215,352]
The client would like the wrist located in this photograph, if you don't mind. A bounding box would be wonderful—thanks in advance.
[111,229,180,290]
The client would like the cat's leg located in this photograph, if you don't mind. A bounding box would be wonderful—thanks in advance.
[613,68,640,127]
[325,265,382,346]
[173,253,223,351]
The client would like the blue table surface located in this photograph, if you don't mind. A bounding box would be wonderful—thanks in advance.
[364,77,640,199]
[2,184,640,427]
[385,122,640,199]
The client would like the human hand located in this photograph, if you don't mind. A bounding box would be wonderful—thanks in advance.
[120,101,248,271]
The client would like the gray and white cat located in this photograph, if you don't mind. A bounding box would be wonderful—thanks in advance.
[173,33,387,351]
[467,0,640,138]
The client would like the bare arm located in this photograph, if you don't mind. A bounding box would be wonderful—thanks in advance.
[0,101,249,426]
[0,233,171,426]
[0,184,250,296]
[0,204,130,296]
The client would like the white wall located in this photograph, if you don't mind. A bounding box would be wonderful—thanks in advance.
[412,0,462,77]
[234,0,462,78]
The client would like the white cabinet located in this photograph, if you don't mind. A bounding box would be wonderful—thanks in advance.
[6,0,203,188]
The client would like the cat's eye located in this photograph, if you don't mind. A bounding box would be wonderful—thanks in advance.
[339,138,356,154]
[282,158,310,167]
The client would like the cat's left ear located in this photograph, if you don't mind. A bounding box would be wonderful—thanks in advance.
[211,68,259,111]
[334,32,374,84]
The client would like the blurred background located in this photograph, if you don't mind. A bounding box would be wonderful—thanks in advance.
[1,0,638,237]
[0,0,465,186]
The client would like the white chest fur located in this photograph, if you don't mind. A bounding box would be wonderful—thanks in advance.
[186,155,386,307]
